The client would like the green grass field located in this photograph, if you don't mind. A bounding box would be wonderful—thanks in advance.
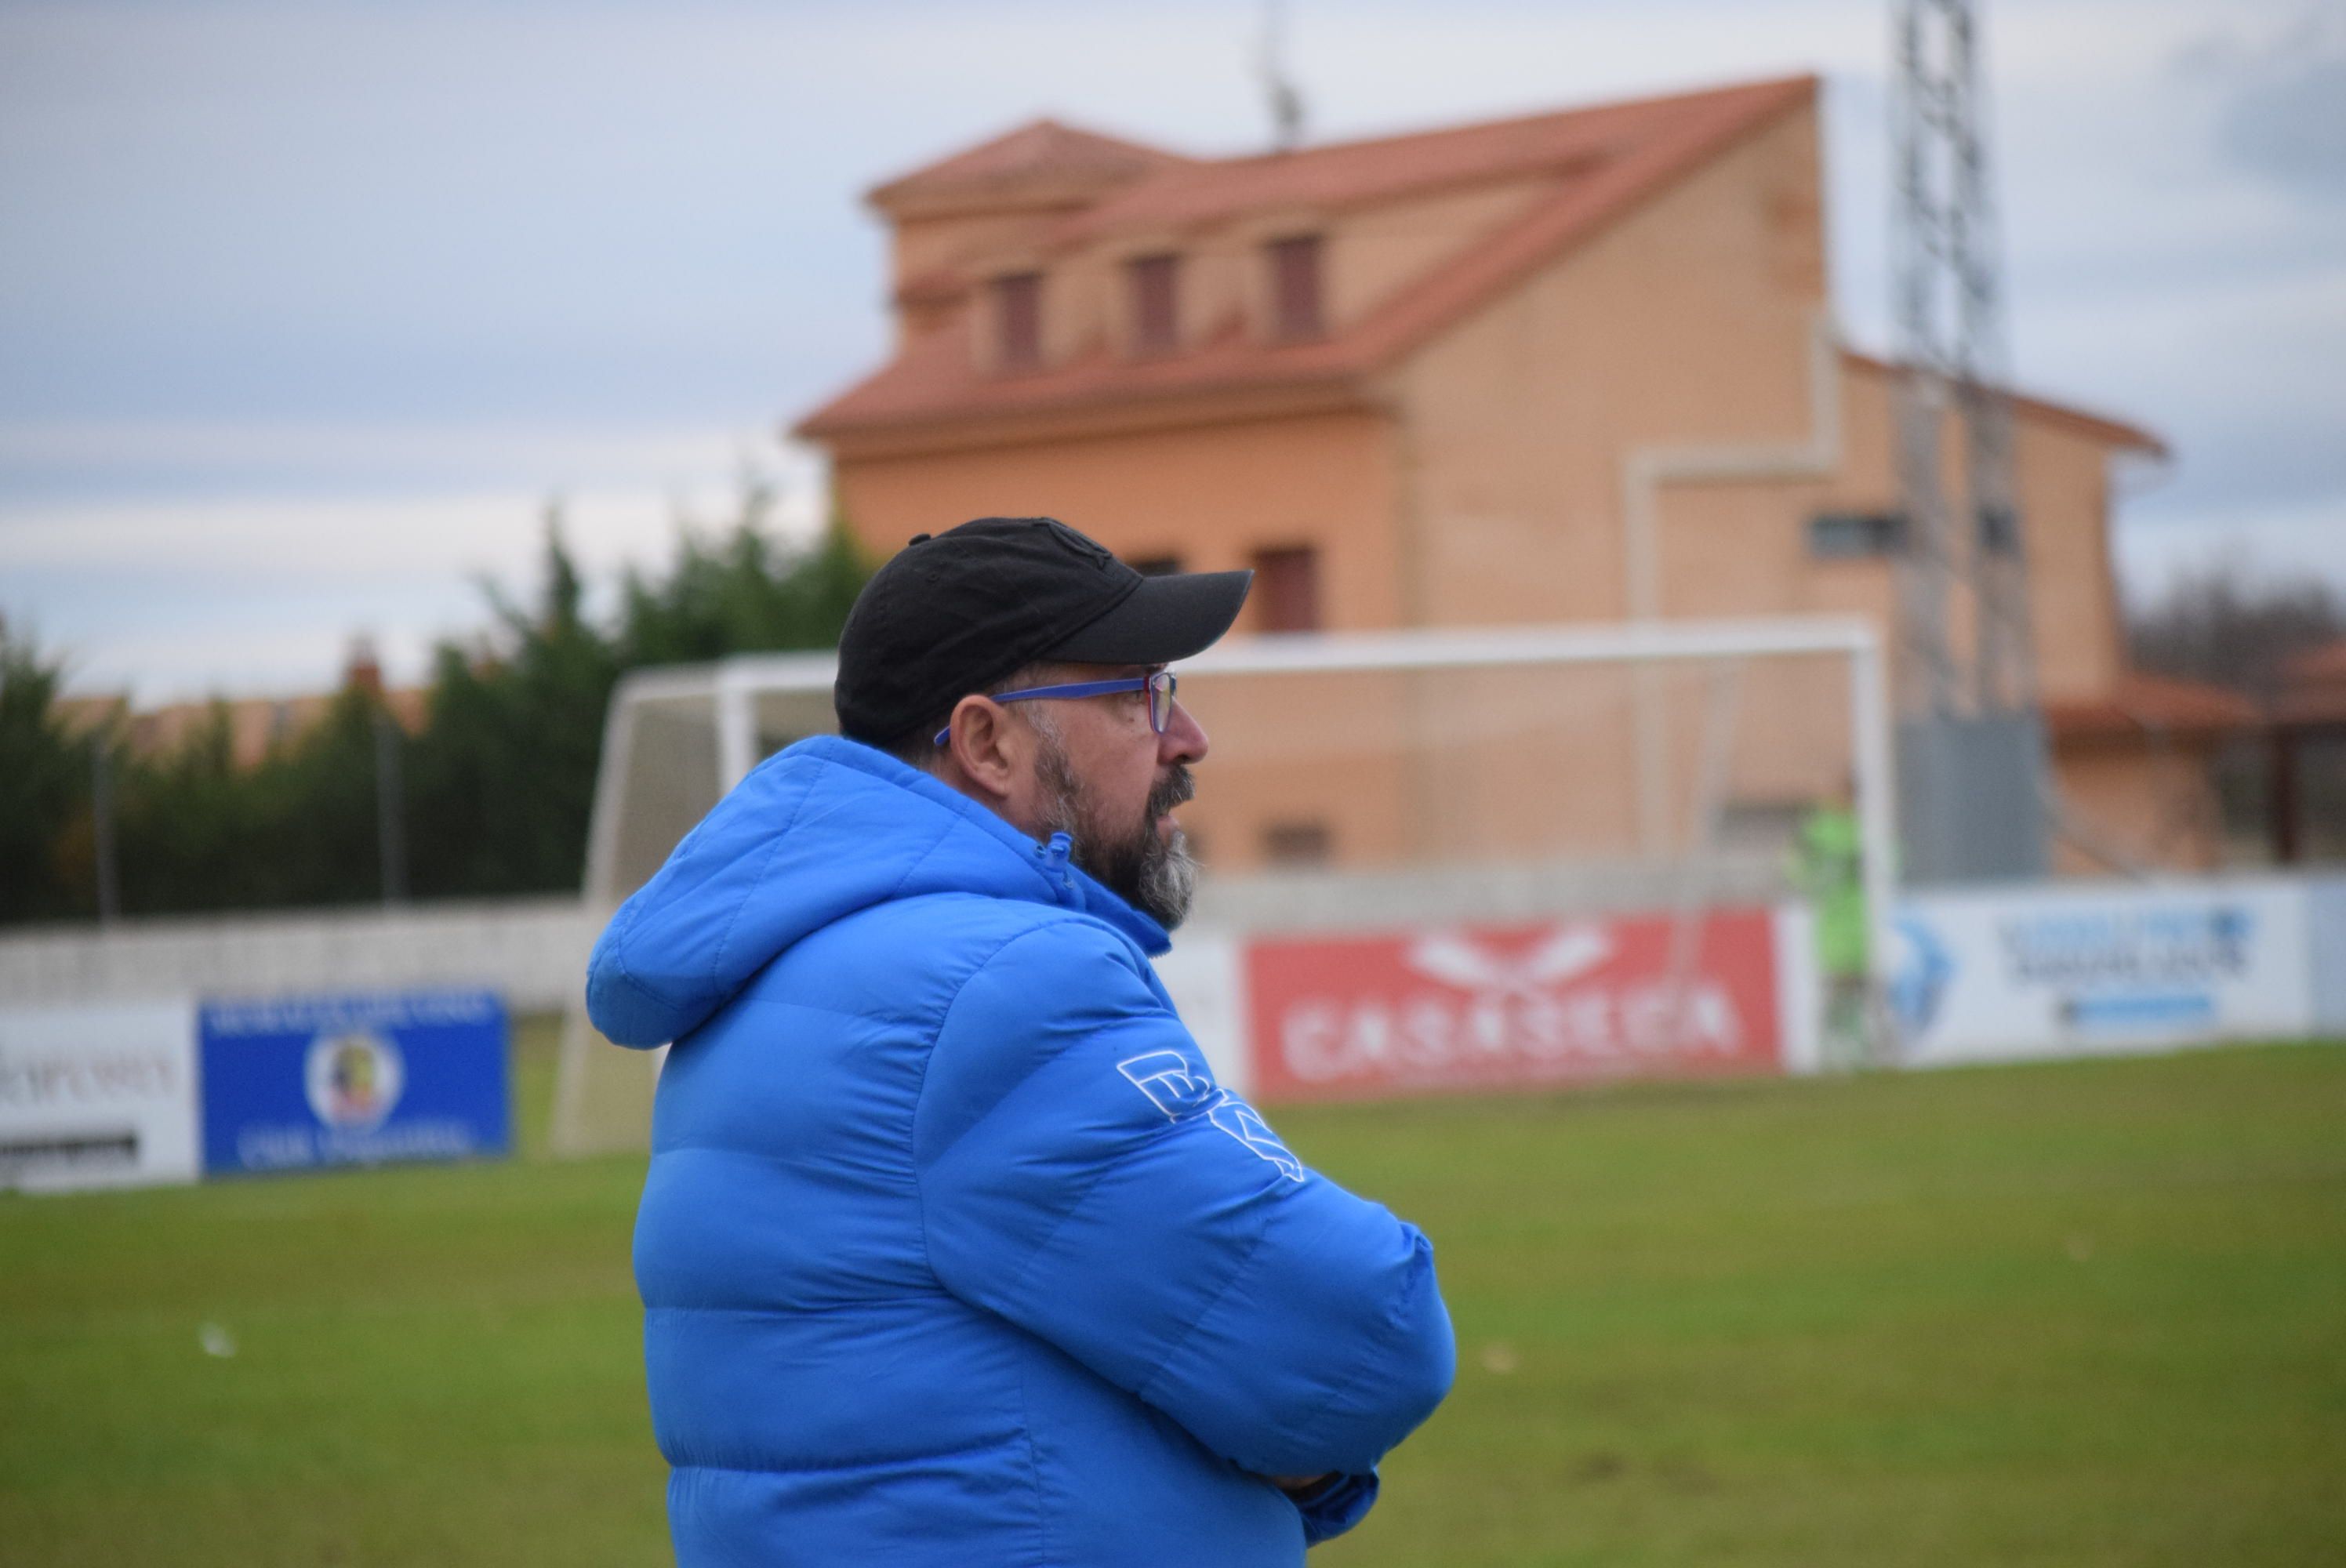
[5,1030,2343,1566]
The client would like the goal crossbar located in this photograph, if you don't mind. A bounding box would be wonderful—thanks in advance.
[554,617,1896,1154]
[590,615,1894,907]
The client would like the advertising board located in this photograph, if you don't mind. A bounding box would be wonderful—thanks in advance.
[1149,932,1252,1095]
[0,1001,201,1193]
[199,989,510,1174]
[1888,880,2314,1066]
[2309,878,2346,1034]
[1245,907,1785,1102]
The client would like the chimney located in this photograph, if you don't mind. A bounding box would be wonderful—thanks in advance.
[343,634,384,698]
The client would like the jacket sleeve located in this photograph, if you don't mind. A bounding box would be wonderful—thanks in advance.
[912,920,1454,1484]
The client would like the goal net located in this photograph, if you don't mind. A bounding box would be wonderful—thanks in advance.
[553,619,1893,1153]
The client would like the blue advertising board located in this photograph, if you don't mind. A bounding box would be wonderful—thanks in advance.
[199,989,509,1174]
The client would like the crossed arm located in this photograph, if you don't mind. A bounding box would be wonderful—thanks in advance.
[911,923,1454,1540]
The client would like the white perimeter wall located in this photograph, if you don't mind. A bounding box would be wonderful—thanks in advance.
[2313,877,2346,1034]
[0,899,597,1015]
[6,873,2340,1080]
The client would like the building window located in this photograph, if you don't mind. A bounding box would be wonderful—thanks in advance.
[1719,799,1807,852]
[1128,253,1179,354]
[994,271,1042,369]
[1266,234,1324,339]
[1262,820,1333,866]
[1807,512,1906,558]
[1977,504,2021,556]
[1251,545,1321,633]
[1127,554,1184,577]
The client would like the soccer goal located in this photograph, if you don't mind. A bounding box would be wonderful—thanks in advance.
[553,618,1894,1153]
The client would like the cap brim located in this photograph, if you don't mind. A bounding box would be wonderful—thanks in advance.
[1045,568,1253,666]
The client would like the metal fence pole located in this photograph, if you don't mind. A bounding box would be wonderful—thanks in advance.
[376,708,408,904]
[91,739,121,924]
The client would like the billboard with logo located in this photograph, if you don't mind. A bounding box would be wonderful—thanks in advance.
[0,1001,202,1192]
[1245,907,1786,1102]
[1149,931,1251,1091]
[1887,880,2315,1066]
[198,989,509,1174]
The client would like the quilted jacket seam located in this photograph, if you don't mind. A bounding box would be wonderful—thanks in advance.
[908,919,1076,1287]
[884,811,965,904]
[1282,1242,1432,1448]
[1134,1213,1276,1408]
[1016,1358,1052,1568]
[706,771,815,992]
[665,1435,1019,1477]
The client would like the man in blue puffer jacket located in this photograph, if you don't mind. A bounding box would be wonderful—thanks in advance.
[587,517,1453,1565]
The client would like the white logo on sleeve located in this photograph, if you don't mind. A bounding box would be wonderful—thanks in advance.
[1117,1049,1305,1183]
[1205,1097,1304,1182]
[1117,1050,1218,1119]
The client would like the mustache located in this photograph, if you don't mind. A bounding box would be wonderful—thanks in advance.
[1149,765,1195,818]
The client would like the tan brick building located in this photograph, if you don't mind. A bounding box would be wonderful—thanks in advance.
[797,74,2242,879]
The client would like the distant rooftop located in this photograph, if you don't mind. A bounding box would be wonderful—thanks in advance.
[869,118,1191,214]
[804,75,1820,441]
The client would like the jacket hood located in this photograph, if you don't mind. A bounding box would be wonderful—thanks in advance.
[586,735,1171,1048]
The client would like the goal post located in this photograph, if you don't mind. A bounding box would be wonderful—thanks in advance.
[553,618,1895,1155]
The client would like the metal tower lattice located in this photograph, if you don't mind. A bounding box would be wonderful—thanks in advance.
[1258,0,1306,152]
[1890,0,2037,719]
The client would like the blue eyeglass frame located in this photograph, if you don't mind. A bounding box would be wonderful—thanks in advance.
[933,670,1177,747]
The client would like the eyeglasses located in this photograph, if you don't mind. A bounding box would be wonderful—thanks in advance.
[933,670,1178,746]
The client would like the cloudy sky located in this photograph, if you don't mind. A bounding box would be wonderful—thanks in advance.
[2,0,2341,704]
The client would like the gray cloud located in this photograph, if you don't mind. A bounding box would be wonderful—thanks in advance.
[2183,9,2346,200]
[3,0,2342,695]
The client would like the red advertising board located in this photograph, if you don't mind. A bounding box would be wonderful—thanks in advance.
[1245,908,1785,1102]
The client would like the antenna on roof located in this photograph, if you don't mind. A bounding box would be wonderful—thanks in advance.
[1258,0,1306,151]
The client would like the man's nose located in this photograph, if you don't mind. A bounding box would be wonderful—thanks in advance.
[1160,698,1208,767]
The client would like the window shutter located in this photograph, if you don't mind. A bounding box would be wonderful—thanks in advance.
[995,272,1042,368]
[1129,254,1179,354]
[1251,545,1322,633]
[1266,235,1324,339]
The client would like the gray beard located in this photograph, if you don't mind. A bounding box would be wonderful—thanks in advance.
[1031,723,1198,930]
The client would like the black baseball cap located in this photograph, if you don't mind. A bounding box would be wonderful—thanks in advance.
[834,517,1253,746]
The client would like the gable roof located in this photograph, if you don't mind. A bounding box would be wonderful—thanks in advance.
[2273,637,2346,726]
[2046,670,2260,742]
[801,74,1818,445]
[868,118,1190,215]
[2283,637,2346,689]
[1048,78,1786,244]
[1839,350,2164,456]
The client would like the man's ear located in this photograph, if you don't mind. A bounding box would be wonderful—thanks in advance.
[942,695,1022,803]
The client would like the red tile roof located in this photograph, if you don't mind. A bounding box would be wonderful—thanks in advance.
[2046,670,2261,742]
[800,74,2160,461]
[801,75,1818,443]
[2275,638,2346,726]
[1045,79,1760,242]
[1839,351,2165,456]
[2283,638,2346,688]
[869,118,1190,213]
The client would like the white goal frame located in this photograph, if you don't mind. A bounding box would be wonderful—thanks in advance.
[554,617,1896,1155]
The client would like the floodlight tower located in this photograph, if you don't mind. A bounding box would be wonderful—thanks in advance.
[1888,0,2050,877]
